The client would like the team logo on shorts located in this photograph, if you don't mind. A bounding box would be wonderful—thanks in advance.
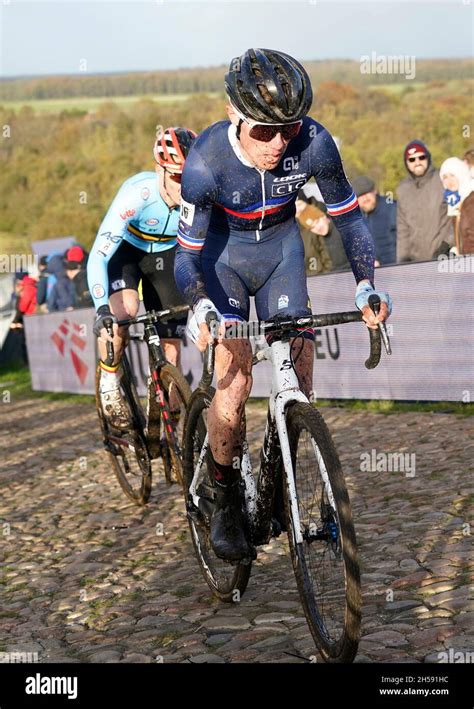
[175,325,187,337]
[92,284,105,299]
[146,218,158,226]
[228,297,240,309]
[111,279,126,291]
[278,294,289,309]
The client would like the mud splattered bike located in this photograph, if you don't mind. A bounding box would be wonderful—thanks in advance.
[182,298,390,662]
[96,305,191,505]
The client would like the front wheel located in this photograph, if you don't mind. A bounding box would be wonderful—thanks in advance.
[182,388,251,602]
[284,402,361,662]
[95,362,152,506]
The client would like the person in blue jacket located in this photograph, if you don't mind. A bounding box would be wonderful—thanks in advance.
[352,176,397,266]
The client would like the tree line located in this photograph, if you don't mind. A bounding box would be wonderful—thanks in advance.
[0,59,471,101]
[0,79,471,251]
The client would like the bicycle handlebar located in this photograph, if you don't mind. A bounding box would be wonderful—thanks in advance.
[101,304,190,367]
[198,298,391,387]
[116,304,189,328]
[260,296,390,369]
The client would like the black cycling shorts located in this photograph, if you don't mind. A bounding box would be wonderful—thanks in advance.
[107,240,187,339]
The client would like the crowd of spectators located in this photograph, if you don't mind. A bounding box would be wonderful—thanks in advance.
[10,244,92,328]
[297,143,474,275]
[7,143,474,324]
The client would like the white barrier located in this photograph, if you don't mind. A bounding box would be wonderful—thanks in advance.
[251,259,473,402]
[23,260,474,402]
[24,310,97,393]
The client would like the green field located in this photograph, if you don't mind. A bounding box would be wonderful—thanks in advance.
[372,78,471,97]
[0,92,222,114]
[371,82,425,94]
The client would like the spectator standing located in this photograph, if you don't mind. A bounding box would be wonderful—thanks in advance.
[352,176,397,266]
[45,253,67,311]
[11,274,37,326]
[296,191,350,274]
[462,148,474,186]
[47,245,90,312]
[36,255,49,311]
[295,192,331,275]
[64,246,92,309]
[396,140,452,262]
[440,157,474,255]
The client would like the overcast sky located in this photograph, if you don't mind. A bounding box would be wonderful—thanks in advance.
[0,0,472,78]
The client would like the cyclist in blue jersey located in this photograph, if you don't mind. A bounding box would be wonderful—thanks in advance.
[87,126,196,429]
[174,49,392,561]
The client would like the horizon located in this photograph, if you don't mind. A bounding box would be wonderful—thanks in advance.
[0,1,472,78]
[1,56,472,83]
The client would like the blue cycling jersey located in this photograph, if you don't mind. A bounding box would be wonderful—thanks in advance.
[87,171,180,309]
[174,118,375,307]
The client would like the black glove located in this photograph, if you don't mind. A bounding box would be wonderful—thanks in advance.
[93,305,117,337]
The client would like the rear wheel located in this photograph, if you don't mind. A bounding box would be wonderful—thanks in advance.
[182,388,251,602]
[284,402,361,662]
[95,360,152,506]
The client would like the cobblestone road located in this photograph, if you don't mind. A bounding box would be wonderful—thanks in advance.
[0,399,472,663]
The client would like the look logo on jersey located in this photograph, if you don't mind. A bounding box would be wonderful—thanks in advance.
[272,173,308,196]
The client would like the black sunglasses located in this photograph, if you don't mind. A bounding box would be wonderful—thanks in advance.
[247,121,302,143]
[408,155,427,163]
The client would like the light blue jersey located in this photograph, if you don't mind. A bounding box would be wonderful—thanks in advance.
[87,172,180,309]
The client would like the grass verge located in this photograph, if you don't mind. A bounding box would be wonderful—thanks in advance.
[1,365,472,415]
[0,364,94,404]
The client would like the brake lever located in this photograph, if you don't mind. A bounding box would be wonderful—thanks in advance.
[368,294,392,356]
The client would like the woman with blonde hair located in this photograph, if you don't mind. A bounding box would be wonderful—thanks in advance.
[440,157,474,255]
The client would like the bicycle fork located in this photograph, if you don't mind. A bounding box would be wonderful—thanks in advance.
[248,339,310,546]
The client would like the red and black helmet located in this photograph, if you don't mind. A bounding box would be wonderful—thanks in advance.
[153,126,197,172]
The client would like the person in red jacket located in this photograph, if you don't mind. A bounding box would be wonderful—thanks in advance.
[11,274,37,328]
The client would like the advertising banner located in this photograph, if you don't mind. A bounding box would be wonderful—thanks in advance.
[24,260,474,402]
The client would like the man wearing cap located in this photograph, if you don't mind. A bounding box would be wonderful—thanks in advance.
[48,245,87,312]
[353,176,397,266]
[296,191,349,274]
[396,140,452,263]
[64,246,93,309]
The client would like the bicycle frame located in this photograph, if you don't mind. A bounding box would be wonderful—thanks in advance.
[103,305,189,452]
[187,301,390,549]
[187,337,312,547]
[241,338,308,546]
